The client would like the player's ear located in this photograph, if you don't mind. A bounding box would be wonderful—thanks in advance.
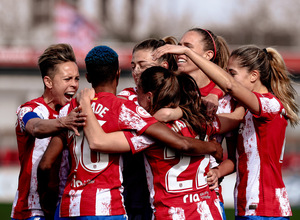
[44,76,53,89]
[250,70,259,83]
[147,91,153,105]
[161,61,169,69]
[204,50,214,61]
[115,69,121,86]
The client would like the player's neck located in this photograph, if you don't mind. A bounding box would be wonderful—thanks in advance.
[42,91,55,110]
[94,85,117,95]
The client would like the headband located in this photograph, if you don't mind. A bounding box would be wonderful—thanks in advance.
[203,29,217,61]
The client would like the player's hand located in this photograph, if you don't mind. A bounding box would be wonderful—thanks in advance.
[209,138,223,163]
[152,44,188,60]
[77,88,95,105]
[153,107,183,122]
[207,168,219,190]
[59,107,86,136]
[201,93,219,118]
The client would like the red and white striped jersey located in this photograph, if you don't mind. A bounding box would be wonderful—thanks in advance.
[12,96,59,219]
[210,94,238,204]
[128,119,223,220]
[118,87,138,105]
[59,92,157,217]
[235,92,292,217]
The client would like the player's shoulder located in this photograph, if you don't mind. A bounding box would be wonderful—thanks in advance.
[118,87,137,97]
[19,96,44,109]
[16,96,47,117]
[255,92,283,113]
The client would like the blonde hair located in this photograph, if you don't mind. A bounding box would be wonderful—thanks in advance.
[231,45,299,126]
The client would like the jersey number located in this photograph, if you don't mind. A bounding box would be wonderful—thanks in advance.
[73,130,109,173]
[164,148,209,193]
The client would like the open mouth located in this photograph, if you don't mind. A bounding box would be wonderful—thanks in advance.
[64,92,75,101]
[177,58,187,64]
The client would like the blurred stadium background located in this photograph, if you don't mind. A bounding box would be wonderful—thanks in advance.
[0,0,299,219]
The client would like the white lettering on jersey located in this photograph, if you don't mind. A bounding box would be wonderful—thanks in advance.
[182,191,211,203]
[171,120,187,133]
[91,102,109,118]
[165,153,209,193]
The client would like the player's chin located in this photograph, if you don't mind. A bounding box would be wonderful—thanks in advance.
[60,97,71,107]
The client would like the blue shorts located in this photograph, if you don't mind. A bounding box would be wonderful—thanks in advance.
[219,202,226,220]
[55,215,127,220]
[236,216,289,220]
[54,203,128,220]
[12,217,45,220]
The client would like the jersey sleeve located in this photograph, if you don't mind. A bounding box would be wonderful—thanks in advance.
[207,116,221,137]
[252,92,285,121]
[118,102,158,135]
[16,103,41,132]
[123,131,155,154]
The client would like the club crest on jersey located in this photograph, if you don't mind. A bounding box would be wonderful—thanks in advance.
[18,107,32,119]
[136,106,151,118]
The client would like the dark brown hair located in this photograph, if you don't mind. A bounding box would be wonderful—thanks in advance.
[133,37,178,72]
[38,43,76,79]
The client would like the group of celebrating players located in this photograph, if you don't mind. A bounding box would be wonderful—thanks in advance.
[11,28,299,220]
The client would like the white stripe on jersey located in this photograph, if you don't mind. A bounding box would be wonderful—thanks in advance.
[234,149,239,216]
[275,188,292,216]
[96,188,112,215]
[29,133,50,210]
[168,207,185,220]
[69,189,83,216]
[197,200,214,220]
[243,112,260,216]
[214,198,223,219]
[143,154,155,210]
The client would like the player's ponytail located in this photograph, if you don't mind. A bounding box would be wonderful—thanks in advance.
[266,47,299,126]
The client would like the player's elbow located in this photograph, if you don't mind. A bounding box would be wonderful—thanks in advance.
[88,139,105,152]
[32,130,47,138]
[89,142,98,151]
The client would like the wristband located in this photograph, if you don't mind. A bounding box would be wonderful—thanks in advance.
[210,88,224,99]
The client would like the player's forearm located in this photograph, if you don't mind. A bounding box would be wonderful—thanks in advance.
[80,98,130,152]
[186,49,234,93]
[153,107,183,122]
[213,159,235,178]
[145,122,222,159]
[26,117,65,138]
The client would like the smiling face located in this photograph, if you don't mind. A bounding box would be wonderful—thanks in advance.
[177,31,207,74]
[46,61,80,109]
[131,49,162,85]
